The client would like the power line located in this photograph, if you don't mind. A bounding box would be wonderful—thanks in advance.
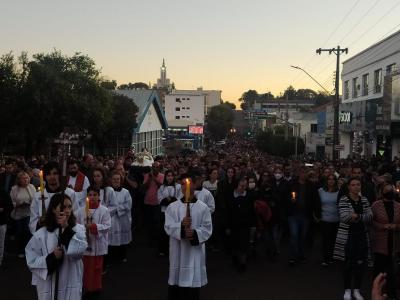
[338,0,383,44]
[289,0,361,87]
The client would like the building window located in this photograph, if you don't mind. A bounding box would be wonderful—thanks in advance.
[352,77,359,98]
[186,107,190,109]
[374,69,382,93]
[310,124,318,133]
[362,73,369,96]
[175,98,181,103]
[182,107,185,110]
[175,107,180,111]
[186,116,190,118]
[386,63,397,76]
[175,116,180,119]
[344,80,349,100]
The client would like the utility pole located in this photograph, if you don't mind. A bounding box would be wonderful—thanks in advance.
[316,46,348,161]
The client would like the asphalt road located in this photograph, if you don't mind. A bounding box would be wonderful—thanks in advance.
[0,230,379,300]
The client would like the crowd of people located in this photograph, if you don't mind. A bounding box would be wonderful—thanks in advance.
[0,138,399,300]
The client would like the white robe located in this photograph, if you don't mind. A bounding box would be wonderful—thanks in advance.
[194,188,215,214]
[25,224,87,300]
[99,187,116,208]
[158,184,183,213]
[165,200,212,288]
[29,188,77,234]
[76,205,111,256]
[108,188,132,246]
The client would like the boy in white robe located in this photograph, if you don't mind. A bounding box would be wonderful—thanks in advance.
[165,178,213,300]
[76,186,111,300]
[193,176,215,214]
[25,193,87,300]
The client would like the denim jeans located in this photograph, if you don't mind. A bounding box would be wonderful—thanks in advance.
[287,215,309,260]
[0,224,6,265]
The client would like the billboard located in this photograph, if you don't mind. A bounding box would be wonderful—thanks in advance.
[188,125,204,135]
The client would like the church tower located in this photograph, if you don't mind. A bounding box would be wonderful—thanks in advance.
[157,58,171,90]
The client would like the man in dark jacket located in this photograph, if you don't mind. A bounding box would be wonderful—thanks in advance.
[0,188,13,266]
[0,160,16,194]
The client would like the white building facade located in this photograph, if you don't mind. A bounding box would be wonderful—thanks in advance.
[340,30,400,160]
[165,93,205,128]
[171,88,221,116]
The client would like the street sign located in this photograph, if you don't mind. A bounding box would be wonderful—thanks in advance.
[334,145,345,151]
[378,150,385,156]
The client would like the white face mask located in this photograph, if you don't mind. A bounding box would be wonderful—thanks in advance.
[274,173,283,180]
[248,182,256,189]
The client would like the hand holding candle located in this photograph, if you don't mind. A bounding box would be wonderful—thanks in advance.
[185,178,191,203]
[39,170,44,195]
[85,197,90,218]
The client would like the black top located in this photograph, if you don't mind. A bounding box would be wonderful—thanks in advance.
[349,197,365,235]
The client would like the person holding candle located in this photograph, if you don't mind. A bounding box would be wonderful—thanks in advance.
[287,166,320,266]
[25,193,87,300]
[29,162,77,234]
[165,177,212,300]
[76,186,111,300]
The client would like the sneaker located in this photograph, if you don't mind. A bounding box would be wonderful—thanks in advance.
[343,289,352,300]
[321,261,328,267]
[353,289,364,300]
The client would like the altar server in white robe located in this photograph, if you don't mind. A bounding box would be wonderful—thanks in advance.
[108,171,132,263]
[76,186,111,300]
[29,162,77,234]
[193,175,215,214]
[165,177,212,300]
[25,193,87,300]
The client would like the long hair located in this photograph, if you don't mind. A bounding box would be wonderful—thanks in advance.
[91,166,108,188]
[45,193,76,232]
[163,170,176,186]
[322,174,338,192]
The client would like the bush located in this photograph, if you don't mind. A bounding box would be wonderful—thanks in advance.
[256,131,304,157]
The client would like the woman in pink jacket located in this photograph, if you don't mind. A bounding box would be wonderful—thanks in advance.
[371,183,400,300]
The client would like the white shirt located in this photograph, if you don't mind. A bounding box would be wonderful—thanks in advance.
[194,188,215,214]
[108,188,132,246]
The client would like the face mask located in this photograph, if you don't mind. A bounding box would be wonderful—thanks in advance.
[383,191,394,200]
[248,183,256,189]
[274,173,283,180]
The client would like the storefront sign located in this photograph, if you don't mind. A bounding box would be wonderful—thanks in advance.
[339,111,352,124]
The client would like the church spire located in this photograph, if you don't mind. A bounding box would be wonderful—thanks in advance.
[162,58,166,68]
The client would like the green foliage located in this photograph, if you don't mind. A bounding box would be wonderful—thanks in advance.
[118,82,149,90]
[0,50,138,155]
[101,80,117,90]
[206,103,234,141]
[256,131,304,157]
[224,101,236,110]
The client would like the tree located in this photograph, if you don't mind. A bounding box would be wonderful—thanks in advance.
[101,79,117,90]
[239,90,259,110]
[100,93,138,150]
[118,82,149,90]
[206,103,234,141]
[256,131,304,157]
[224,101,236,110]
[282,85,296,100]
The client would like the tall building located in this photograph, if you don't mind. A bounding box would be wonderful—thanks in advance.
[156,59,171,90]
[339,29,400,160]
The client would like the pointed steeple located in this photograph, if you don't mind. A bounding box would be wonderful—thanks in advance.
[162,58,166,68]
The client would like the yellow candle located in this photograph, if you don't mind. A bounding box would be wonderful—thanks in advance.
[85,197,90,217]
[185,179,190,203]
[39,170,44,194]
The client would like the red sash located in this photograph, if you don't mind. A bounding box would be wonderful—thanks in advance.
[67,172,86,192]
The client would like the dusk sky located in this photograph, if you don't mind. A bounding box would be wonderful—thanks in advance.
[1,0,400,105]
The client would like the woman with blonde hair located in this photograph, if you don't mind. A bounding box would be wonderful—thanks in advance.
[10,171,36,257]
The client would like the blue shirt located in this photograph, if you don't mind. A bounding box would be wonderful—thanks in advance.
[318,188,339,222]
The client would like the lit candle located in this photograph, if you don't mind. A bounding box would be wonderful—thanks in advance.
[185,179,191,203]
[39,170,44,195]
[292,192,296,200]
[85,197,90,217]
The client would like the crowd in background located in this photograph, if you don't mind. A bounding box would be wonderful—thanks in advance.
[0,138,399,300]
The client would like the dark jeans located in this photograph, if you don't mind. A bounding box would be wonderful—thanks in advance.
[144,204,160,246]
[320,221,338,262]
[373,253,397,299]
[344,232,367,289]
[288,215,309,260]
[15,217,31,255]
[168,285,200,300]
